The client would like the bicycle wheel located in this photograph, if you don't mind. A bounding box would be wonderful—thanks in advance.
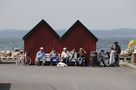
[104,59,110,66]
[20,56,31,65]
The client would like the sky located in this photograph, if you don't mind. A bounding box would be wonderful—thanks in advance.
[0,0,136,30]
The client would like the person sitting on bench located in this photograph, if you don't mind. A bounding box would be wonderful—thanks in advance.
[50,49,59,65]
[61,48,70,65]
[69,49,77,65]
[36,47,46,66]
[77,48,86,66]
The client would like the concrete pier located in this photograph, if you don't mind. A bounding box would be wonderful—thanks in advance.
[0,64,136,90]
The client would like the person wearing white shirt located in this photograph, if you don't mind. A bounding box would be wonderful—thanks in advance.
[61,48,70,65]
[109,47,115,66]
[69,49,77,65]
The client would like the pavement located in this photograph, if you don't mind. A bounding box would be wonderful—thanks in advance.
[0,64,136,90]
[120,61,136,70]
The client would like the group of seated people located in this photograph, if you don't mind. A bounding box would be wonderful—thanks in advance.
[36,47,86,66]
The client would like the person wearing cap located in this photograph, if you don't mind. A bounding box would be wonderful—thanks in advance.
[61,48,70,65]
[36,47,46,66]
[111,41,121,66]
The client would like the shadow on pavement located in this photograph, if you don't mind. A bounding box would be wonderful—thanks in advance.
[0,83,11,90]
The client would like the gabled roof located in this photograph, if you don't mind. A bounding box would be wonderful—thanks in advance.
[23,20,98,41]
[61,20,98,41]
[23,19,60,40]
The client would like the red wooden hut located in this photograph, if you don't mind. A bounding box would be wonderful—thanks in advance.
[23,19,98,65]
[61,20,98,65]
[23,20,61,64]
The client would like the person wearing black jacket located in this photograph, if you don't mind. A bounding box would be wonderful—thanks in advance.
[112,41,121,66]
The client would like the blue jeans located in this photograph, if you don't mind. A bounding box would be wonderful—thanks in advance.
[62,58,69,64]
[50,56,59,65]
[77,57,85,65]
[36,57,46,64]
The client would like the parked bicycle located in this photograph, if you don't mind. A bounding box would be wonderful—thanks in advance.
[16,52,31,65]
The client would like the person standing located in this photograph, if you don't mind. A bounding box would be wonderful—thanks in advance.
[112,41,121,66]
[109,47,115,66]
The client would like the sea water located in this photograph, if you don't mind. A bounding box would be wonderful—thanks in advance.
[0,37,131,51]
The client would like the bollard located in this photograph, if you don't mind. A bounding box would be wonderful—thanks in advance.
[131,52,136,64]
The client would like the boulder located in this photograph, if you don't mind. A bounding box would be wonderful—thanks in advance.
[0,50,6,57]
[11,52,20,58]
[6,50,12,57]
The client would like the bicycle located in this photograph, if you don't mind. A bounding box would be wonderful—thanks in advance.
[16,52,31,65]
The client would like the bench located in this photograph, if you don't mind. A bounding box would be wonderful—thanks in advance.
[0,56,18,61]
[120,56,131,63]
[35,54,77,66]
[0,56,17,60]
[0,56,17,64]
[35,54,60,66]
[69,59,77,66]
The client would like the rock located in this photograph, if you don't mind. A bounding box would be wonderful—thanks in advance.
[11,52,20,58]
[6,50,12,57]
[0,50,6,57]
[14,48,20,52]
